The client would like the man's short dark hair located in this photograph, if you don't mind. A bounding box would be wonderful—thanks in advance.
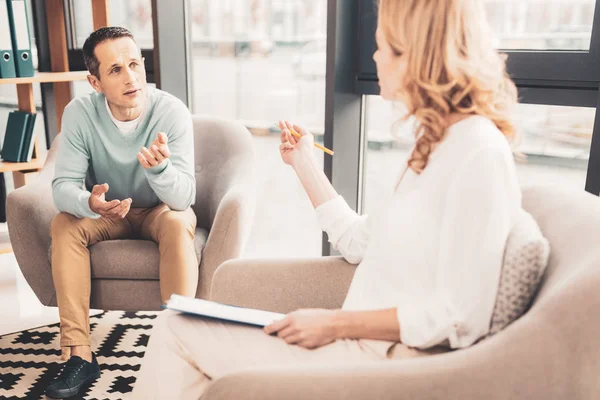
[83,26,136,78]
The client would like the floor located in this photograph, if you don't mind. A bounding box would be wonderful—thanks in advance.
[0,223,103,337]
[0,247,60,336]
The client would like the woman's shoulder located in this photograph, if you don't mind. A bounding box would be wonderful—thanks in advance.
[441,115,513,161]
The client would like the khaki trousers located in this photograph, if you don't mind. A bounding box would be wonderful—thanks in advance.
[132,310,448,400]
[49,204,198,348]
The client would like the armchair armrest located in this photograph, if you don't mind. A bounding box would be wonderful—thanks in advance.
[196,182,256,298]
[6,150,59,306]
[191,116,256,298]
[210,256,357,313]
[205,266,600,400]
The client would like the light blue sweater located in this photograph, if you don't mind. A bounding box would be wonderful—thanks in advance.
[52,87,195,219]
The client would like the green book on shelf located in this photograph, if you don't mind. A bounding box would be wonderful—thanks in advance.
[19,112,36,162]
[1,110,30,162]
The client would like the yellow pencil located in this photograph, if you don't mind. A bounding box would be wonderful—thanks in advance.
[277,124,334,156]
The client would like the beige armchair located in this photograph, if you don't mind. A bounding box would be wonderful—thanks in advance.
[206,185,600,400]
[6,116,255,310]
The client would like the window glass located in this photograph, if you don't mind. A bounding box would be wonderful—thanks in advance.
[190,0,328,257]
[74,0,154,48]
[484,0,596,50]
[362,96,591,213]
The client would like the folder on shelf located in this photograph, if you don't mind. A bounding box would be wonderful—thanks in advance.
[0,0,16,78]
[0,172,6,222]
[6,0,34,77]
[1,111,30,162]
[19,112,36,162]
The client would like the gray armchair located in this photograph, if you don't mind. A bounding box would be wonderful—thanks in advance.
[6,116,255,310]
[207,185,600,400]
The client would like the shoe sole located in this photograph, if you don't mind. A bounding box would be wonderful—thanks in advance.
[45,370,101,399]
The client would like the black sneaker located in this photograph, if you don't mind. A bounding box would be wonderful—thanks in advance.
[45,353,101,399]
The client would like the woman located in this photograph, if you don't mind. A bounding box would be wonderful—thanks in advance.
[133,0,521,397]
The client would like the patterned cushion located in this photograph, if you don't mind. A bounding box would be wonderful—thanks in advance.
[488,209,550,336]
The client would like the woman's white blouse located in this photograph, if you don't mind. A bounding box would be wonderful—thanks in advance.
[315,116,522,349]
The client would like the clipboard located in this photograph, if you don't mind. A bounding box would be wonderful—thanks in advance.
[163,294,286,327]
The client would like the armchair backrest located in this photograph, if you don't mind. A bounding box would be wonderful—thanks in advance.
[499,185,600,389]
[40,134,61,182]
[191,116,254,230]
[522,185,600,308]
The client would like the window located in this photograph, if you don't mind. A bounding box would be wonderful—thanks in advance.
[362,96,592,213]
[484,0,596,50]
[72,0,154,49]
[189,0,328,258]
[354,0,600,197]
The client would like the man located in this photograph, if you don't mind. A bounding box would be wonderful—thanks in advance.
[45,26,197,399]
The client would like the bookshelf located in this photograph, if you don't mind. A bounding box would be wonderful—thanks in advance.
[0,0,110,254]
[0,72,88,175]
[0,159,45,174]
[0,71,88,85]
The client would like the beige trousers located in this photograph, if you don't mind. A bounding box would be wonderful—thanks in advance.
[49,204,198,348]
[132,310,448,399]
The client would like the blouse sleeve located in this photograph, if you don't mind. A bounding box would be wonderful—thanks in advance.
[315,195,372,264]
[396,147,521,349]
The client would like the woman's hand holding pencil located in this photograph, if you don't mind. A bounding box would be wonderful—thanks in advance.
[278,120,334,168]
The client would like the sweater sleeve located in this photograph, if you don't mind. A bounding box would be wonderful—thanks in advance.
[315,195,372,264]
[143,106,196,211]
[396,147,521,349]
[51,103,100,219]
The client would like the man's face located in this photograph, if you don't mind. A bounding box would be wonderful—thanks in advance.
[88,37,147,109]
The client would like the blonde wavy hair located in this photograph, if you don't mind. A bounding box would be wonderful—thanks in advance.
[379,0,518,174]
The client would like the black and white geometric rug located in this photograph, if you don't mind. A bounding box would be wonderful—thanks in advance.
[0,311,159,400]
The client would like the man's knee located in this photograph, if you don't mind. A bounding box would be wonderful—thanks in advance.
[50,212,79,239]
[50,212,94,244]
[156,210,196,238]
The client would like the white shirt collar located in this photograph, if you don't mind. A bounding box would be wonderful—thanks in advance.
[105,97,144,135]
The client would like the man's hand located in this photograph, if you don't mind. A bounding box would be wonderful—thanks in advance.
[88,183,132,219]
[264,309,339,349]
[137,132,170,169]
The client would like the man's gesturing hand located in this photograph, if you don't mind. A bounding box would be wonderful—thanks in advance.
[137,132,170,169]
[88,183,132,219]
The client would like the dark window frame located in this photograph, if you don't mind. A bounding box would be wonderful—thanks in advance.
[352,0,600,195]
